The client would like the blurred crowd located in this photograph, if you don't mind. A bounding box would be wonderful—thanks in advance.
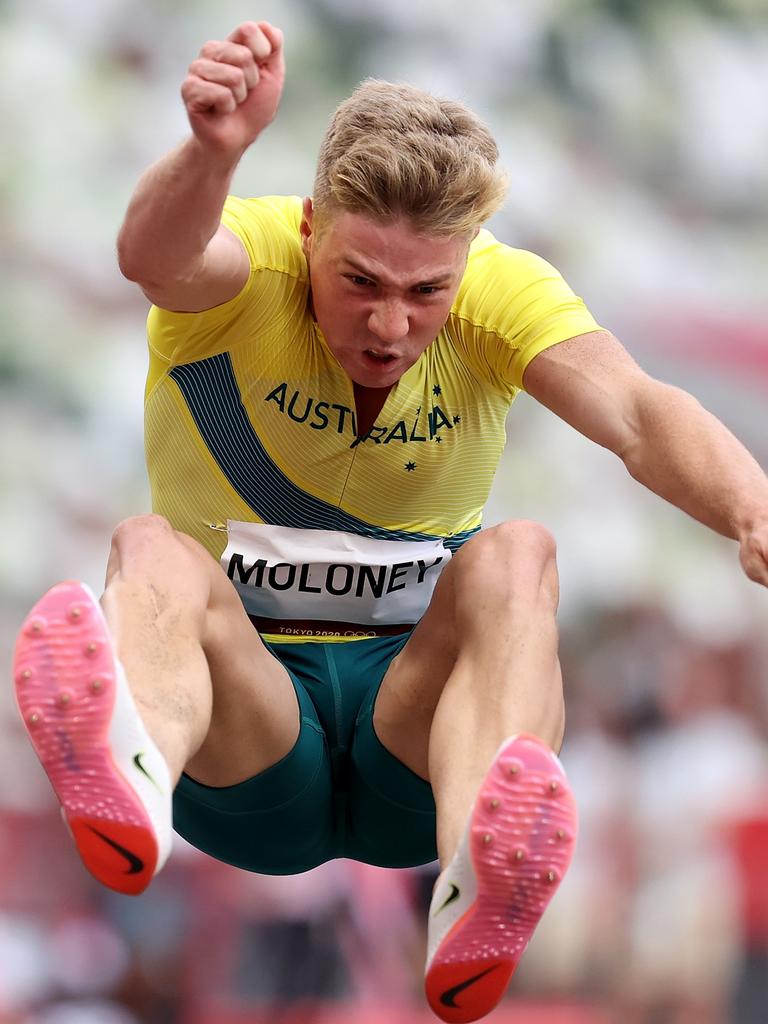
[1,0,767,1021]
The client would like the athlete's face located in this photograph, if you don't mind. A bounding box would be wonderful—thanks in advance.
[301,198,475,388]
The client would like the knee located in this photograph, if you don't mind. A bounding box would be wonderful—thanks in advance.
[452,520,559,613]
[107,515,223,600]
[105,515,218,625]
[478,519,557,560]
[110,514,176,558]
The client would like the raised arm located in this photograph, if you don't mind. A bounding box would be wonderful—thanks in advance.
[117,21,285,312]
[523,329,768,587]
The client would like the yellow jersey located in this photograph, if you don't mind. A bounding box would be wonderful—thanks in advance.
[145,195,600,640]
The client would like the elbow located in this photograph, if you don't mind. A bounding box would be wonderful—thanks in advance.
[116,229,198,297]
[116,226,143,284]
[116,223,166,288]
[617,380,692,479]
[614,394,655,479]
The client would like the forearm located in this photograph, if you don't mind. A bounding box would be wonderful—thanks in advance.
[117,135,243,287]
[622,382,768,541]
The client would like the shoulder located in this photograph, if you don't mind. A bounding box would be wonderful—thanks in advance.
[446,228,601,393]
[146,196,310,370]
[222,195,307,280]
[454,229,571,329]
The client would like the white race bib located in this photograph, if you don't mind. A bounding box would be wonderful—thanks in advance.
[221,521,450,625]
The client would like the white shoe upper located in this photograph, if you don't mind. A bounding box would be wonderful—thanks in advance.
[85,584,174,875]
[426,820,478,970]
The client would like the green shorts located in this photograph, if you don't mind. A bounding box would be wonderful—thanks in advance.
[172,633,438,875]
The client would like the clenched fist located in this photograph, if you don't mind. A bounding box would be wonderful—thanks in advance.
[181,21,285,156]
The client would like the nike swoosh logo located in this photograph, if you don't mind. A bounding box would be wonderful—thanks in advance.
[133,752,159,790]
[87,824,144,875]
[440,964,500,1009]
[434,883,461,915]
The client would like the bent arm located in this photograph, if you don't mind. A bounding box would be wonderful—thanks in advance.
[117,21,284,312]
[523,330,768,574]
[117,137,249,311]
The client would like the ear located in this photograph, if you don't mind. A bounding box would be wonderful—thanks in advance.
[300,197,314,258]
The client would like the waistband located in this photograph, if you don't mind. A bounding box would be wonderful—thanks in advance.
[247,615,413,639]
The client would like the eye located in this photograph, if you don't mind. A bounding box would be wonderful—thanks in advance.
[416,285,440,295]
[347,275,375,288]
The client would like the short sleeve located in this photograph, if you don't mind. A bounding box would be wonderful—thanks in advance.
[146,196,306,381]
[450,231,602,396]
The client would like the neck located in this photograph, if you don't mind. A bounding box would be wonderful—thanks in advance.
[353,380,393,437]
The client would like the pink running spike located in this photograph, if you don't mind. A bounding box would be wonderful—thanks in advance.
[13,581,163,895]
[425,734,578,1023]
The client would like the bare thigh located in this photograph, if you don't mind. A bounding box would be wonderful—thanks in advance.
[104,515,300,787]
[371,520,563,781]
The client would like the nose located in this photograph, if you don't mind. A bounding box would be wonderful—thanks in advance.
[368,301,409,343]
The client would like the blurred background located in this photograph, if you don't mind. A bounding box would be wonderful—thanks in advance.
[1,0,767,1021]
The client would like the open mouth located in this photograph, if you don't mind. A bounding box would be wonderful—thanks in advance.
[364,349,397,365]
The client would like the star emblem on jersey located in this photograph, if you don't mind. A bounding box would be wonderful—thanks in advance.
[405,461,417,472]
[433,384,442,396]
[434,436,443,444]
[453,414,461,424]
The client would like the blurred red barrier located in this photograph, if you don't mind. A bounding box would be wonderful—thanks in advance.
[184,1000,613,1024]
[725,807,768,946]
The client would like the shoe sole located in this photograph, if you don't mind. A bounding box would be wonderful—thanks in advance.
[425,734,578,1023]
[13,581,160,895]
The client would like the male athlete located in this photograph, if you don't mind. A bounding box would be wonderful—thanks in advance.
[13,20,768,1024]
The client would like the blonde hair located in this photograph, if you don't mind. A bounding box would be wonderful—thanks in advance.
[312,80,508,237]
